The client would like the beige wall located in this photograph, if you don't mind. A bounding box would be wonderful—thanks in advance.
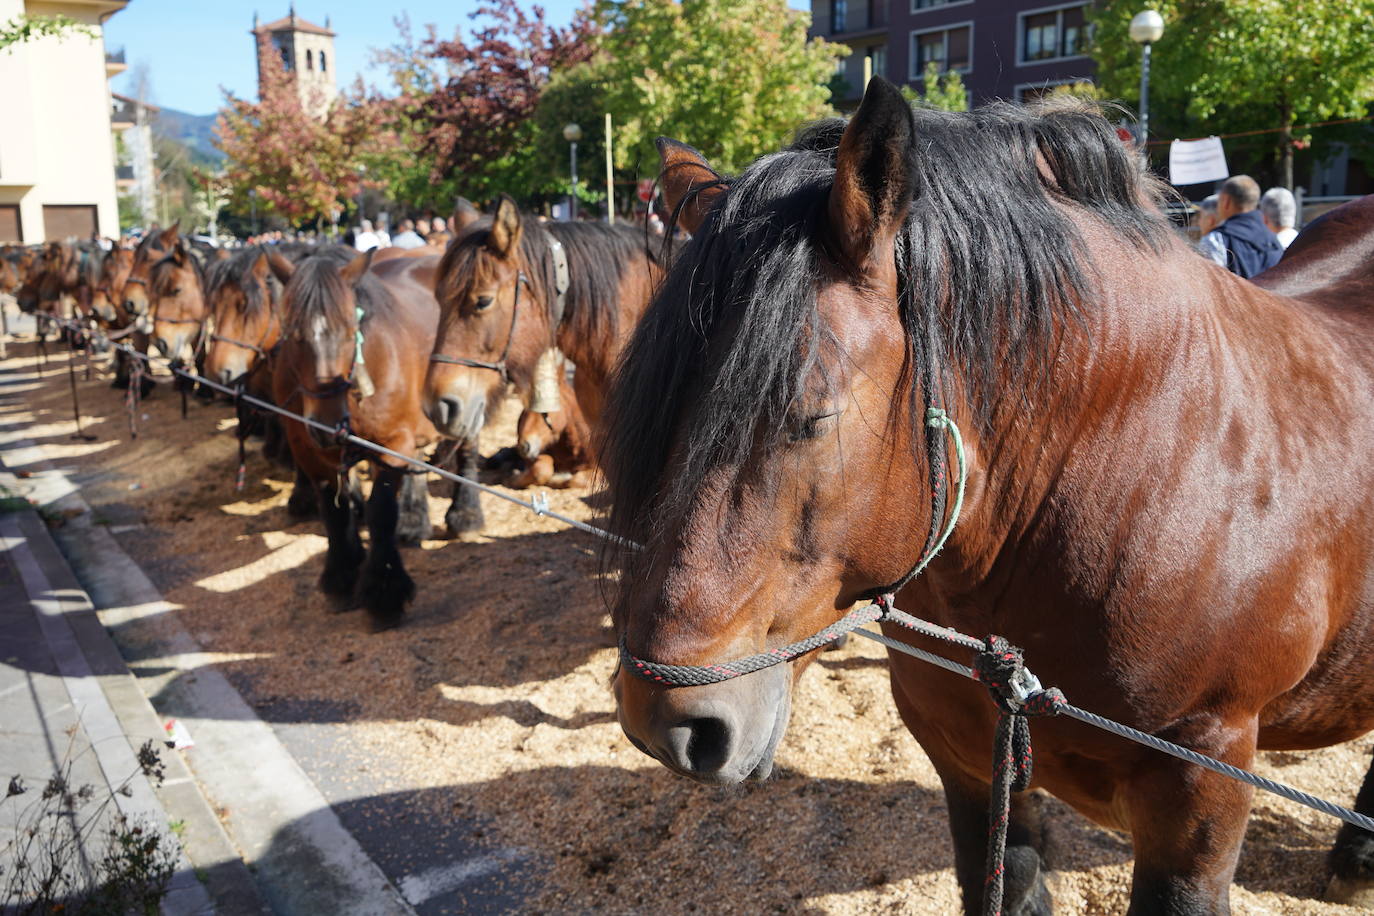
[0,0,124,241]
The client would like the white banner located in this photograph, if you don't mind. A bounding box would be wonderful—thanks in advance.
[1169,136,1229,186]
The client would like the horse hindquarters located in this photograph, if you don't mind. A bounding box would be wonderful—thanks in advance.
[359,463,416,629]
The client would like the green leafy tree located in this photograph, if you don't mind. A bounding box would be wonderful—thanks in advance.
[901,62,968,111]
[1089,0,1374,188]
[590,0,846,174]
[0,13,93,51]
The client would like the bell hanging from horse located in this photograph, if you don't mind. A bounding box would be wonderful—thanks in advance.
[529,347,565,415]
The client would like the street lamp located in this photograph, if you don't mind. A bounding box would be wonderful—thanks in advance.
[248,188,258,237]
[1129,10,1165,145]
[563,122,582,220]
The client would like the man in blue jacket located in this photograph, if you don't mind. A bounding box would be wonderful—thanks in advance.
[1198,175,1284,278]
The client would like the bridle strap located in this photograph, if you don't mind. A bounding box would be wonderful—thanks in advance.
[428,271,529,384]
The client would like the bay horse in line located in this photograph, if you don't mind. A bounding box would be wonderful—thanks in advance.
[202,245,323,518]
[422,196,660,496]
[270,249,471,628]
[605,77,1374,914]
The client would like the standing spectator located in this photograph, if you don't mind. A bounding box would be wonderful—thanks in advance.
[1195,195,1220,238]
[1260,187,1299,249]
[375,220,393,249]
[1198,175,1284,278]
[354,219,381,252]
[426,217,451,247]
[391,219,427,250]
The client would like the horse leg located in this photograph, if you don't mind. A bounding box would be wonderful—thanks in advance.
[111,348,130,389]
[1326,746,1374,906]
[316,476,363,606]
[1124,721,1257,914]
[394,469,432,545]
[287,465,319,519]
[359,463,415,630]
[891,675,1049,914]
[444,440,485,536]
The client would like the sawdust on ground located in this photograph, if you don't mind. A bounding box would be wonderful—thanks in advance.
[2,340,1368,915]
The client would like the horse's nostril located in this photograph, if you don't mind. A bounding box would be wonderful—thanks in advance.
[666,717,732,775]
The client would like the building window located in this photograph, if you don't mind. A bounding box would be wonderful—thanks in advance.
[913,0,970,11]
[320,50,327,72]
[273,36,291,70]
[910,24,972,78]
[1020,5,1087,63]
[868,44,887,79]
[306,49,313,70]
[831,0,847,33]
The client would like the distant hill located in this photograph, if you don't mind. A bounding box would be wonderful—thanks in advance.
[153,108,223,164]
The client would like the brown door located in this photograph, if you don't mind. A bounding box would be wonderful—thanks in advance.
[42,205,98,240]
[0,205,20,243]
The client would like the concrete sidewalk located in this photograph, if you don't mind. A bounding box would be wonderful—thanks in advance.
[0,497,261,914]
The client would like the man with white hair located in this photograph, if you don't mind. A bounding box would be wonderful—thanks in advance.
[354,219,380,252]
[1260,187,1299,249]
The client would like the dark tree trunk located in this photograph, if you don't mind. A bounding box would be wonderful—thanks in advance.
[1279,99,1294,190]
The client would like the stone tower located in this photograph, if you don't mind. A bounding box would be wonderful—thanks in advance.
[252,5,337,117]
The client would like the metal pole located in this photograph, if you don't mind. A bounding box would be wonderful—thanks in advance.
[605,112,614,225]
[569,140,579,221]
[1139,41,1152,145]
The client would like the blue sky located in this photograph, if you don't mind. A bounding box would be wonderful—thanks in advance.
[107,1,811,116]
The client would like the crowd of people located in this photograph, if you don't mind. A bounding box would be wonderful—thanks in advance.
[1194,177,1299,279]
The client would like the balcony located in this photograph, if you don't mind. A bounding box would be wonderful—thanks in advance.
[105,47,127,77]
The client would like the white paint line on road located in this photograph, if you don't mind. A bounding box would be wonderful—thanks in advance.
[397,848,526,905]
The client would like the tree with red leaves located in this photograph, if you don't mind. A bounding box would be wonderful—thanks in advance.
[413,0,598,200]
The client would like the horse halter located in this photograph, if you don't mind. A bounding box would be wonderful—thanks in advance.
[618,400,968,687]
[428,236,571,385]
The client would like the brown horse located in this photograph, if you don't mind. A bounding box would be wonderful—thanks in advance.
[204,245,320,518]
[605,78,1374,914]
[148,239,209,364]
[423,196,660,490]
[271,249,462,627]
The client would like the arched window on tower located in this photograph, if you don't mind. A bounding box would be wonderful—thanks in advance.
[274,36,291,70]
[306,49,313,70]
[319,50,327,73]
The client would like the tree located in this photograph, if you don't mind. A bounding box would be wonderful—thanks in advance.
[902,62,968,112]
[0,13,92,51]
[1089,0,1374,188]
[590,0,844,174]
[409,0,598,201]
[215,36,378,227]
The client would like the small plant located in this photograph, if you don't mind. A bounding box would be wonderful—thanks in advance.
[1,737,179,914]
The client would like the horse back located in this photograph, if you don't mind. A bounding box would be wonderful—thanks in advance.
[1256,195,1374,303]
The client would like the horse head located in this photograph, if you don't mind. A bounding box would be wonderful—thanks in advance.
[277,249,374,449]
[204,247,282,386]
[424,195,559,442]
[123,222,179,322]
[148,240,206,363]
[606,78,954,784]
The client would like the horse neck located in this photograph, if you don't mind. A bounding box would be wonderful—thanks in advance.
[930,227,1309,591]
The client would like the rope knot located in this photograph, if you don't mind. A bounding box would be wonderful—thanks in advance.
[974,635,1062,718]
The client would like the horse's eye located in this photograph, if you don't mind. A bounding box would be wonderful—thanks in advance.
[475,295,495,312]
[787,411,837,443]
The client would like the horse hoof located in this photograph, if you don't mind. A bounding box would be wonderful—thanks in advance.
[359,568,415,628]
[396,520,432,546]
[287,490,319,519]
[1325,875,1374,907]
[445,508,485,537]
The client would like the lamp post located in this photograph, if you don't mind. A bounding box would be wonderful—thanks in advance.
[563,122,582,220]
[1129,10,1165,146]
[248,188,258,237]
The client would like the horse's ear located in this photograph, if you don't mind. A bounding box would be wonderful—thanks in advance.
[251,250,270,281]
[452,197,481,234]
[266,251,295,285]
[828,76,916,272]
[341,247,376,288]
[488,195,521,258]
[158,222,180,249]
[656,138,727,235]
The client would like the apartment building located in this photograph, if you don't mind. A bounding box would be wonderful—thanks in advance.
[813,0,1096,107]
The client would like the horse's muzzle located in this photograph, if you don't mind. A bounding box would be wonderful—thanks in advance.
[426,394,485,443]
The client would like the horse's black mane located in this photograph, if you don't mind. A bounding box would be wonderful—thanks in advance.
[281,248,380,340]
[602,99,1170,551]
[438,216,658,345]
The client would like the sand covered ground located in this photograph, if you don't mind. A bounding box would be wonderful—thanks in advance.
[3,337,1369,914]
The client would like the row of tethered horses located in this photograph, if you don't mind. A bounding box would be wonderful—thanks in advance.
[0,195,662,629]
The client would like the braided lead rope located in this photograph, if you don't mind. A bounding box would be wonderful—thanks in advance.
[854,602,1374,836]
[59,319,635,548]
[617,605,884,686]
